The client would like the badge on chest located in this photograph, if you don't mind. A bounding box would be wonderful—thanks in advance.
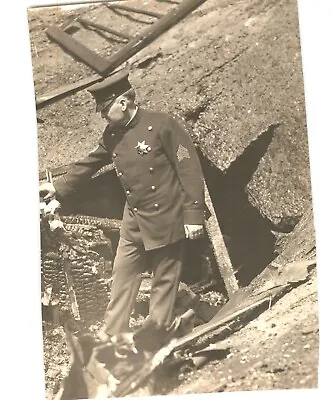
[135,140,152,156]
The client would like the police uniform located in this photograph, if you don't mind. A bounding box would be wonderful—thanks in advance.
[54,70,205,335]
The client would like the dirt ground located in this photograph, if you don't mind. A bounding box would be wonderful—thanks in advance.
[27,1,319,398]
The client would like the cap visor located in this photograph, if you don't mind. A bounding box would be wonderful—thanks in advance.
[96,98,114,113]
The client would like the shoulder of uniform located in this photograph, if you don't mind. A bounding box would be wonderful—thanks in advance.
[140,108,169,121]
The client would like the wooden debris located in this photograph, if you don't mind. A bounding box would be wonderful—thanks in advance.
[37,0,208,110]
[174,289,282,351]
[77,17,132,41]
[63,255,80,320]
[99,0,208,78]
[55,256,312,398]
[113,284,293,397]
[204,181,239,297]
[36,74,102,109]
[46,26,112,74]
[106,3,164,19]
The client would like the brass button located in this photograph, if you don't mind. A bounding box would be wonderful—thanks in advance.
[111,133,115,137]
[133,207,138,212]
[151,185,156,191]
[148,126,152,131]
[147,146,151,152]
[194,200,199,205]
[126,190,131,195]
[154,203,159,209]
[149,167,154,173]
[113,153,117,158]
[118,172,123,177]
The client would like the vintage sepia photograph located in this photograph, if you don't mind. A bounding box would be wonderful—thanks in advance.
[25,0,319,398]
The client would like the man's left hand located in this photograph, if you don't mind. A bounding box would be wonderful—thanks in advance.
[184,224,204,240]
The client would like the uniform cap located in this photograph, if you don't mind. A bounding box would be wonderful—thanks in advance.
[88,69,131,112]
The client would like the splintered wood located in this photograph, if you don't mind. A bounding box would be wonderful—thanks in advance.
[204,181,239,297]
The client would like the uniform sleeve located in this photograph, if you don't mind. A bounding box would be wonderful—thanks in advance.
[54,133,110,198]
[159,115,205,225]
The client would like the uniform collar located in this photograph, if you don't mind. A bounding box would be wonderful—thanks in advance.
[125,106,142,129]
[125,106,139,127]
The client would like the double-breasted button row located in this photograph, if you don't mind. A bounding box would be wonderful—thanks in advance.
[131,204,159,212]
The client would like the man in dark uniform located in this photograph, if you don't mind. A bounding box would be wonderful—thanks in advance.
[40,69,205,341]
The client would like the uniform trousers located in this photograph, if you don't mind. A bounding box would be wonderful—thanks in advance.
[103,237,184,336]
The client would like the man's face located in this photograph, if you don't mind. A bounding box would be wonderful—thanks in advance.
[100,98,127,126]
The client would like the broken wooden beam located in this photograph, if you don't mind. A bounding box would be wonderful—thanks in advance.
[46,26,112,74]
[106,3,165,19]
[77,17,132,41]
[36,73,102,109]
[204,181,239,297]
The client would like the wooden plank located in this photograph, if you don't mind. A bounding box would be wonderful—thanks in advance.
[204,181,239,297]
[106,3,164,19]
[172,284,291,352]
[77,17,132,41]
[36,74,102,109]
[46,26,112,74]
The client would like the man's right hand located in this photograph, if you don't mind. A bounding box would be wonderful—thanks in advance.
[39,182,56,200]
